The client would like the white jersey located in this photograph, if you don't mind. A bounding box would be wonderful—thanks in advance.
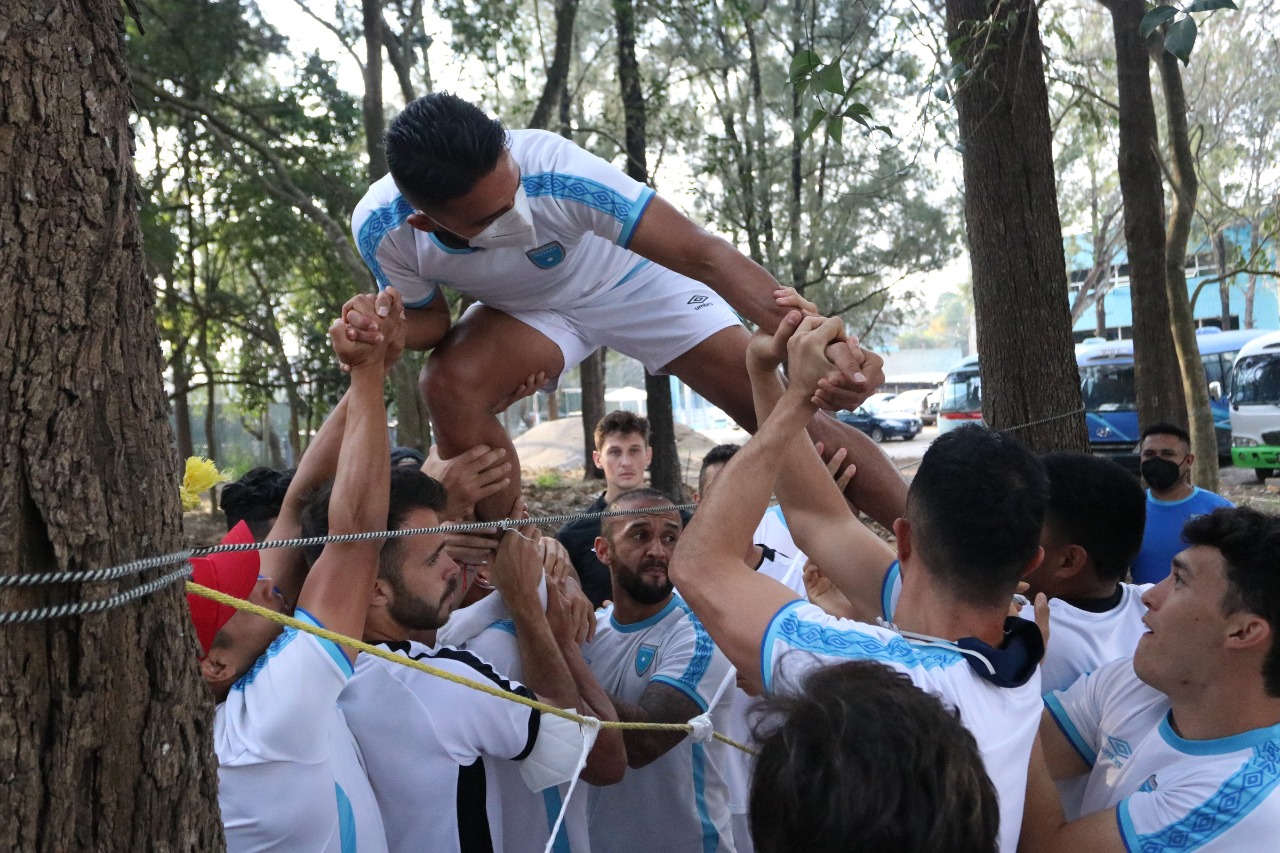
[1020,583,1151,696]
[338,641,583,853]
[215,608,387,853]
[752,504,798,565]
[722,551,806,820]
[582,595,737,853]
[763,600,1042,853]
[441,586,593,853]
[1046,658,1280,849]
[353,130,656,311]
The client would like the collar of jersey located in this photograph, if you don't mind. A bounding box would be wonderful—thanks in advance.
[428,232,477,254]
[888,616,1044,688]
[1148,486,1201,507]
[610,595,680,633]
[1158,711,1280,756]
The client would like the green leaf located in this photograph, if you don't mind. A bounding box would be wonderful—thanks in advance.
[1164,16,1198,62]
[874,125,894,137]
[789,49,822,83]
[1184,0,1237,12]
[802,109,827,142]
[815,61,845,96]
[827,115,844,145]
[845,102,873,119]
[1140,5,1178,38]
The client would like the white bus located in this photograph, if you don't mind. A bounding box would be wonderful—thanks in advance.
[1230,331,1280,482]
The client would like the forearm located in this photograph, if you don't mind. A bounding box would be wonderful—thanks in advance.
[1019,735,1070,853]
[274,393,349,532]
[327,362,391,536]
[403,301,452,351]
[608,695,688,768]
[560,639,626,784]
[561,640,619,723]
[509,596,581,712]
[697,241,789,332]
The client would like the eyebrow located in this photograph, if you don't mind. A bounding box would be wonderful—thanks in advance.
[425,542,447,564]
[1171,556,1194,577]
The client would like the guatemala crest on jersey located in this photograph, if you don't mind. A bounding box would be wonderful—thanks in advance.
[635,644,658,676]
[526,241,566,269]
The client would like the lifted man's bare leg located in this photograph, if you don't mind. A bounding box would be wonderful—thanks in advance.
[421,306,565,521]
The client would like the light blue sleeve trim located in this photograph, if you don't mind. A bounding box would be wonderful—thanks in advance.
[1044,692,1097,766]
[404,289,438,309]
[651,675,709,713]
[1116,802,1138,853]
[487,619,518,638]
[881,561,901,622]
[355,195,414,290]
[760,599,807,694]
[618,186,655,249]
[294,607,354,678]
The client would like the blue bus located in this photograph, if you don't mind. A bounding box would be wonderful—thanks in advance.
[938,328,1266,459]
[1076,327,1267,462]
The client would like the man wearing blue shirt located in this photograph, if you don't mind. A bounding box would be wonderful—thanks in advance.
[1131,422,1233,584]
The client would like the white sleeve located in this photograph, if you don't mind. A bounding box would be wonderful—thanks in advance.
[219,608,351,765]
[417,652,544,766]
[648,612,734,713]
[1044,662,1117,768]
[519,712,590,793]
[351,181,439,308]
[438,578,548,649]
[527,131,656,249]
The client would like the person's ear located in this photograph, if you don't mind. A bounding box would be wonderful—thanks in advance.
[592,450,603,469]
[643,446,653,468]
[1225,612,1271,653]
[1184,453,1196,467]
[1020,546,1046,579]
[893,517,912,564]
[593,535,612,565]
[371,576,393,608]
[200,652,235,685]
[407,212,440,233]
[1054,543,1090,579]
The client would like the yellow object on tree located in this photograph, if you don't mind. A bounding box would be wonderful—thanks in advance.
[180,457,230,511]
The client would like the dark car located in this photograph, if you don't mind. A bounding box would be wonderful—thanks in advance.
[837,406,923,442]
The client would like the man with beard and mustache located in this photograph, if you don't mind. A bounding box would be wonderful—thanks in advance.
[581,488,737,853]
[336,478,598,853]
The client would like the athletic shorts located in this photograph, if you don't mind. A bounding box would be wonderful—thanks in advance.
[457,260,742,386]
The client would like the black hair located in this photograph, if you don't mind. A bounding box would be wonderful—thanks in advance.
[907,426,1049,608]
[220,467,296,541]
[698,444,740,494]
[385,92,508,210]
[1041,452,1146,583]
[749,660,998,853]
[299,468,449,579]
[1183,507,1280,696]
[1141,421,1191,446]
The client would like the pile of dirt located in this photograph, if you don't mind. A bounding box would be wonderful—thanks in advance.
[513,417,717,483]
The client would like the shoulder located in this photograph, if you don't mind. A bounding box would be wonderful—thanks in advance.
[1192,488,1235,509]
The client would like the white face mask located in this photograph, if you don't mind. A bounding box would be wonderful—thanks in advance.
[467,181,536,250]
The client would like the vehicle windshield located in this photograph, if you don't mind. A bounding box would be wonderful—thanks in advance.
[939,369,981,413]
[1079,365,1136,412]
[1233,355,1280,405]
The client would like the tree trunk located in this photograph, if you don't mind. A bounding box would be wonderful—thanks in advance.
[1158,46,1217,490]
[362,0,389,180]
[528,0,580,130]
[580,349,606,481]
[0,0,224,848]
[614,0,681,495]
[945,0,1088,452]
[1215,231,1231,329]
[1101,0,1187,427]
[171,343,195,461]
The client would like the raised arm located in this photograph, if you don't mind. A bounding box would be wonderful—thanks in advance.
[296,291,403,659]
[1018,734,1124,853]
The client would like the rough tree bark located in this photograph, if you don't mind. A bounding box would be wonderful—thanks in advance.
[1100,0,1188,429]
[1158,44,1217,490]
[614,0,682,497]
[945,0,1089,452]
[0,0,224,849]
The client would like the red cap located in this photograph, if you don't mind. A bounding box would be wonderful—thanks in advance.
[186,521,261,657]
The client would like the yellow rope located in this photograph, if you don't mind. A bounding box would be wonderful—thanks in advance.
[187,581,755,754]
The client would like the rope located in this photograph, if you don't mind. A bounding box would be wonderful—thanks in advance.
[185,581,755,754]
[1002,404,1087,433]
[0,564,194,626]
[0,504,696,589]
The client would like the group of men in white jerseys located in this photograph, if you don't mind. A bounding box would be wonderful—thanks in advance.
[186,88,1280,852]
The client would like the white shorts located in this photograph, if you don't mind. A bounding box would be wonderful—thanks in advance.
[459,260,741,384]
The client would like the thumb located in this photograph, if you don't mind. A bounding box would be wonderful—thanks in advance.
[1033,593,1051,650]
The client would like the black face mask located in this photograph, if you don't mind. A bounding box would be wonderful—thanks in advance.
[1141,457,1184,491]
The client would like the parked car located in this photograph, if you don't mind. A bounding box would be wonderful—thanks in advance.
[882,388,936,426]
[836,405,923,442]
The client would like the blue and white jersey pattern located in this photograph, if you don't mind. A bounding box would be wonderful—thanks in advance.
[582,595,736,853]
[351,130,656,311]
[1047,658,1280,850]
[216,608,387,853]
[763,600,1041,853]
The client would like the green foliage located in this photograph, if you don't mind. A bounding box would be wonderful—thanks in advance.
[1140,0,1238,64]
